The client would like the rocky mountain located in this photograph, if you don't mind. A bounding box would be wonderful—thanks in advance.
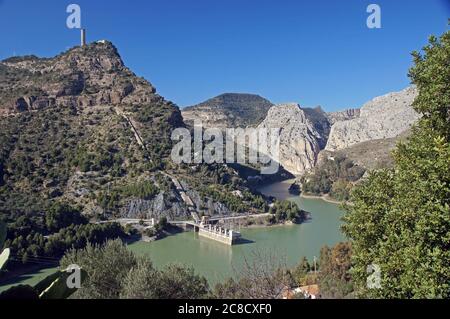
[257,103,322,176]
[302,106,333,149]
[1,41,421,217]
[326,108,360,125]
[0,42,266,222]
[0,42,187,218]
[253,87,420,177]
[325,87,419,151]
[182,93,273,128]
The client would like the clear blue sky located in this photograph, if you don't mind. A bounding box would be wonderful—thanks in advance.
[0,0,448,111]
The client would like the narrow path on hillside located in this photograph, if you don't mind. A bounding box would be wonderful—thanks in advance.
[114,107,151,159]
[113,108,200,222]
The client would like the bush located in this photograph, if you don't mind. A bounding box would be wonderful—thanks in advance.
[269,200,306,223]
[301,155,365,200]
[121,181,158,200]
[45,203,87,232]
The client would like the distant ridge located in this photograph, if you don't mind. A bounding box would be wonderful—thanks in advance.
[182,93,273,128]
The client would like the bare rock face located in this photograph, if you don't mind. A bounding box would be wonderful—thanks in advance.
[258,103,322,176]
[0,42,167,116]
[120,192,190,220]
[325,87,419,151]
[326,108,360,125]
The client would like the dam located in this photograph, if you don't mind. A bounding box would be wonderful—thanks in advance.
[177,218,242,246]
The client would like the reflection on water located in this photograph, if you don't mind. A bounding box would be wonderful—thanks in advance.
[257,179,296,200]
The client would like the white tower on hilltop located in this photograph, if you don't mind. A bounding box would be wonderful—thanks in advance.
[81,28,86,47]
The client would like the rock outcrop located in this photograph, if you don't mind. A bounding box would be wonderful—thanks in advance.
[120,192,189,220]
[0,42,168,118]
[258,103,322,176]
[326,108,360,125]
[325,87,419,151]
[302,106,333,149]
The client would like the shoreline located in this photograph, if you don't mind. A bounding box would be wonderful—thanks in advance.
[235,220,298,230]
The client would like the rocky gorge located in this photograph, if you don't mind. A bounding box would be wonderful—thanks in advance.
[183,87,420,177]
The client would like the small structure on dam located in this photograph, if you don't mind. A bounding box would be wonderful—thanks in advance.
[177,216,242,246]
[198,223,241,246]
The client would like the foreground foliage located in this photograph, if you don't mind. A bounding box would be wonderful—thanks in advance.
[214,242,353,299]
[0,265,87,300]
[343,30,450,298]
[60,240,209,299]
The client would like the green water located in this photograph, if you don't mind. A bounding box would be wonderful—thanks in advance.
[0,179,345,289]
[129,179,345,284]
[0,266,59,293]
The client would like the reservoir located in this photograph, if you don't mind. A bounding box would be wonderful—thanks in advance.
[0,179,345,290]
[128,179,345,285]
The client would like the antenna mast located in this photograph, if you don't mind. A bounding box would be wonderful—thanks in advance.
[81,28,86,46]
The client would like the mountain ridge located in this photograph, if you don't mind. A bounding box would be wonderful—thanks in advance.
[0,42,267,223]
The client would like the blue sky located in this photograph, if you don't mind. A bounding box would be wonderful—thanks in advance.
[0,0,448,111]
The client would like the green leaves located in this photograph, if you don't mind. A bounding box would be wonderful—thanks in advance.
[36,267,87,299]
[409,30,450,139]
[0,220,6,249]
[0,267,87,299]
[0,220,9,270]
[0,248,10,270]
[60,239,210,299]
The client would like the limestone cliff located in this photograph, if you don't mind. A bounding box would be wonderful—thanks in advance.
[257,103,322,176]
[326,108,360,125]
